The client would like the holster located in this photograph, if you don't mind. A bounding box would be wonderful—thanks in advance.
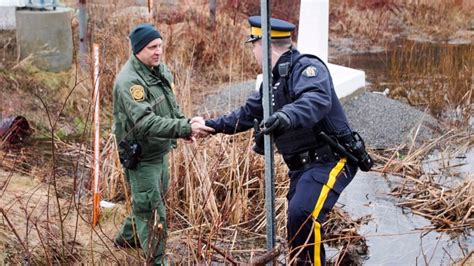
[119,139,142,170]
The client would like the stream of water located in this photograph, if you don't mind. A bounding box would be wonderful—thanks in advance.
[331,41,473,265]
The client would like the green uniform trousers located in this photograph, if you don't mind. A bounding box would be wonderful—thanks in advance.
[116,156,169,265]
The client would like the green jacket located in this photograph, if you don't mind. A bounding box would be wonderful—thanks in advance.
[113,55,191,161]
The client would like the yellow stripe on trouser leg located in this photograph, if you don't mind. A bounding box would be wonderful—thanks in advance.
[311,158,347,266]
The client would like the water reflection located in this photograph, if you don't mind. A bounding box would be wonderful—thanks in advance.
[331,40,472,91]
[331,40,473,117]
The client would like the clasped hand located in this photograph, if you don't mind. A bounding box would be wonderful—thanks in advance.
[183,116,215,143]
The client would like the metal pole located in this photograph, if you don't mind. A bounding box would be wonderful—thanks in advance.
[260,0,276,253]
[78,0,88,69]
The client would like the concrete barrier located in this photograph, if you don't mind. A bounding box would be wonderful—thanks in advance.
[15,7,73,72]
[0,7,16,29]
[0,0,26,29]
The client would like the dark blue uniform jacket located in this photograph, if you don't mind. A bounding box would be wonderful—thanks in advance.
[206,48,352,157]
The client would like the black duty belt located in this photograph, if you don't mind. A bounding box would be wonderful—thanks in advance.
[283,144,340,171]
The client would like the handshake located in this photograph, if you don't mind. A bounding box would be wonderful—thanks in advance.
[184,116,215,143]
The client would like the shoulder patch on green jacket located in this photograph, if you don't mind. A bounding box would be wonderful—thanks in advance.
[130,84,145,101]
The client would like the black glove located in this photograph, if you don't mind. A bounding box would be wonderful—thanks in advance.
[261,111,291,135]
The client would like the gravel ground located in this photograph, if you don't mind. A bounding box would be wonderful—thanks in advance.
[196,81,440,149]
[342,92,439,149]
[196,80,257,116]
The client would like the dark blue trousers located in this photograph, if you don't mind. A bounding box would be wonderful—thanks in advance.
[286,158,357,265]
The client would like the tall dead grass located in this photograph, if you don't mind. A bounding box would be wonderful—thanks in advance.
[330,0,472,47]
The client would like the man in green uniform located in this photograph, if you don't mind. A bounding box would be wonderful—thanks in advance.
[112,24,214,264]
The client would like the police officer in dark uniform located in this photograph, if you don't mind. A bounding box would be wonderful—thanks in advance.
[205,16,362,265]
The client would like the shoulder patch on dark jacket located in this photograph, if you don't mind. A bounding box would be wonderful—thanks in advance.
[302,66,318,77]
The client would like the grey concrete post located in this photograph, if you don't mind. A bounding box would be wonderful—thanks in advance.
[78,0,88,69]
[16,7,73,72]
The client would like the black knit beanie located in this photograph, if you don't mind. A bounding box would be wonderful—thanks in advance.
[129,24,162,54]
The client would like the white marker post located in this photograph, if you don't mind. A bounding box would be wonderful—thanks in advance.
[298,0,365,98]
[298,0,329,63]
[92,43,101,227]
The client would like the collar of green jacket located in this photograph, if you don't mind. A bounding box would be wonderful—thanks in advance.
[130,54,173,88]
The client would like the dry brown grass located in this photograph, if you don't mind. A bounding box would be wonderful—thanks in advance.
[330,0,473,48]
[372,123,473,234]
[167,133,284,230]
[392,177,472,231]
[330,1,399,45]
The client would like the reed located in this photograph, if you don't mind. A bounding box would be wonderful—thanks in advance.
[375,125,473,233]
